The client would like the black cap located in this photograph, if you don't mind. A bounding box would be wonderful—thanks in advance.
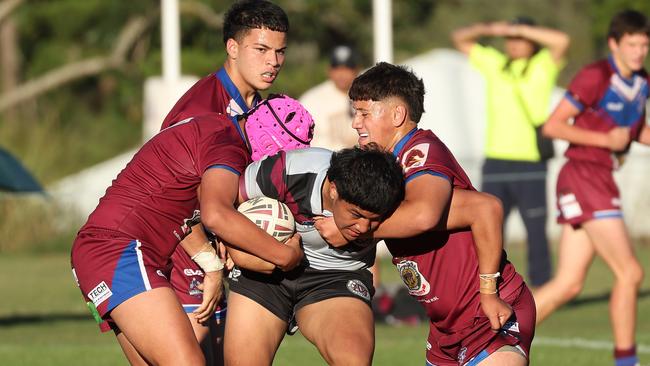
[510,16,536,26]
[329,45,359,68]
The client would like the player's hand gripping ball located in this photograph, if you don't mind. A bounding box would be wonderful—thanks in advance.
[237,197,295,242]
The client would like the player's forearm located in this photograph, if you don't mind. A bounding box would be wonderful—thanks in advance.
[638,125,650,145]
[203,209,295,268]
[373,199,443,239]
[179,225,212,257]
[468,193,505,275]
[543,118,609,148]
[227,247,275,274]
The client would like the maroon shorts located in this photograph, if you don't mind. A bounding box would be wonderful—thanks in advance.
[425,285,536,366]
[555,160,622,226]
[169,245,227,319]
[71,231,172,331]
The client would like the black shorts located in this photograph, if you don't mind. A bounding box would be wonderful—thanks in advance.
[227,266,375,322]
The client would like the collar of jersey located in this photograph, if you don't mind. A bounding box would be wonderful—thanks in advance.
[608,55,642,85]
[392,128,419,157]
[215,67,262,141]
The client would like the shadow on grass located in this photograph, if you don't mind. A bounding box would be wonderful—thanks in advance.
[567,288,650,307]
[0,312,91,326]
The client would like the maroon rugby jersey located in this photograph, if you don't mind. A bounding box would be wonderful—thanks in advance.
[80,113,250,260]
[564,57,649,169]
[385,128,524,332]
[161,68,261,129]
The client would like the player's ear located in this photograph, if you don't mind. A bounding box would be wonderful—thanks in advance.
[392,103,407,127]
[329,182,339,201]
[226,38,239,59]
[607,37,619,54]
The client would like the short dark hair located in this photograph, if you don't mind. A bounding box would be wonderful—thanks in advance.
[349,62,426,123]
[327,145,404,217]
[223,0,289,44]
[608,9,650,42]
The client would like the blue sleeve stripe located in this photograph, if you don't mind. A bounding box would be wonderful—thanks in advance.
[564,91,584,112]
[405,170,450,184]
[207,164,241,176]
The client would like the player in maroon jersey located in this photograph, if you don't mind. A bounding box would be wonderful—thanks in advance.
[70,109,310,365]
[534,10,650,366]
[317,62,535,365]
[156,1,292,364]
[161,0,289,129]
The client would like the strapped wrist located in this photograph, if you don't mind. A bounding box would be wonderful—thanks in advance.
[478,272,500,294]
[191,242,224,273]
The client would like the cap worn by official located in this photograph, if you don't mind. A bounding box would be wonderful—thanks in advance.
[330,45,359,69]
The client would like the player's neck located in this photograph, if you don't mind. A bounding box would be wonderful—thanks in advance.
[223,62,258,107]
[387,122,417,152]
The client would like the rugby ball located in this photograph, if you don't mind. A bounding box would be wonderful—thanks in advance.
[237,196,295,242]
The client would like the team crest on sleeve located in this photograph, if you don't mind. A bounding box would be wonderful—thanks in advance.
[396,260,430,296]
[347,279,370,301]
[401,143,430,173]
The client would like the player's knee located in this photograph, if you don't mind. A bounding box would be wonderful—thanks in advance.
[559,279,583,301]
[320,335,373,366]
[153,349,206,366]
[327,348,372,366]
[619,261,644,288]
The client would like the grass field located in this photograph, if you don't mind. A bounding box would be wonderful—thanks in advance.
[1,244,649,365]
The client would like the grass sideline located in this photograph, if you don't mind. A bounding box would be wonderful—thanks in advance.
[0,244,648,365]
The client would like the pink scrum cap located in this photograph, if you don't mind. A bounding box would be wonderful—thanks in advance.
[244,94,315,161]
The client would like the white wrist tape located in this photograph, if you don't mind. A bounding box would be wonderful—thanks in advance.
[191,243,224,272]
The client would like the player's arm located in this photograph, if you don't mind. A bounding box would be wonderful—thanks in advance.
[223,190,276,274]
[225,246,276,274]
[316,174,453,244]
[543,98,630,151]
[372,173,452,238]
[443,189,513,330]
[637,124,650,146]
[199,167,303,271]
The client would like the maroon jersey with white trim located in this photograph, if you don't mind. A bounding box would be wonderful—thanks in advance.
[80,113,250,260]
[563,58,649,169]
[385,129,524,332]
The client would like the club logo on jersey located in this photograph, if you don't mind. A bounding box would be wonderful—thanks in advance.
[396,260,430,296]
[347,279,370,301]
[401,143,429,173]
[87,281,112,307]
[189,277,202,297]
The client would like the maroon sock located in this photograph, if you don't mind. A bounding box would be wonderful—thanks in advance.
[614,346,636,358]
